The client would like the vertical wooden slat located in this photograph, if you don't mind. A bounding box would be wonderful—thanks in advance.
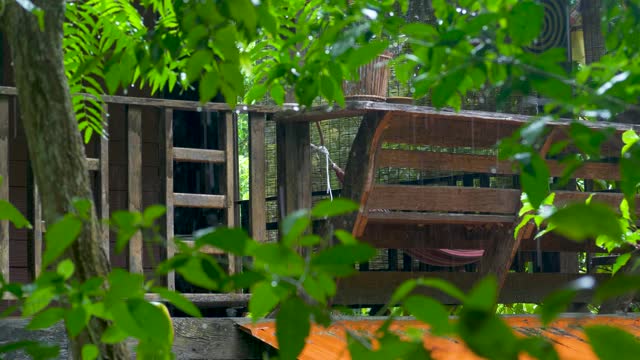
[0,96,9,282]
[100,105,110,260]
[163,108,175,290]
[127,106,143,274]
[224,112,239,274]
[32,184,42,278]
[249,113,266,242]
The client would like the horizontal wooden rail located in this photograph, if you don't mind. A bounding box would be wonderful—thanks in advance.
[367,211,515,225]
[367,185,633,215]
[173,148,225,164]
[86,157,99,171]
[378,149,620,180]
[180,240,225,255]
[173,193,226,209]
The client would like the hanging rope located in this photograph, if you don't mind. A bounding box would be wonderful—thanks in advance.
[310,142,334,200]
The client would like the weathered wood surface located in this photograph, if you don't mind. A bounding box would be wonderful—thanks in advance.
[366,211,515,225]
[276,121,311,220]
[0,318,264,360]
[360,223,606,252]
[145,293,251,307]
[173,148,225,164]
[224,112,239,274]
[173,193,226,209]
[0,96,9,282]
[181,240,225,255]
[334,272,610,305]
[378,149,620,180]
[85,158,99,171]
[162,109,175,290]
[127,106,143,274]
[249,113,266,242]
[99,108,110,259]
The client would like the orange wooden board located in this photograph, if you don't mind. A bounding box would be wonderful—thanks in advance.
[241,316,640,360]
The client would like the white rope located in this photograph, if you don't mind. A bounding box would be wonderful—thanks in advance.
[310,143,334,200]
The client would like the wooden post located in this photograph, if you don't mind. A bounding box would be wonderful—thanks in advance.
[127,106,143,274]
[0,96,9,282]
[225,112,239,274]
[100,105,110,259]
[249,113,266,242]
[276,120,311,232]
[163,108,175,290]
[27,166,42,279]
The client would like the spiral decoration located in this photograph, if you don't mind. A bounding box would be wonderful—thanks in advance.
[527,0,568,53]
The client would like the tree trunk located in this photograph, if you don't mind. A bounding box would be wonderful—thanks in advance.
[1,1,129,358]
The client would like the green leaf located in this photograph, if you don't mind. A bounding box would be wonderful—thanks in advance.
[23,287,56,317]
[585,325,640,360]
[245,84,268,104]
[81,344,99,360]
[0,200,31,229]
[270,82,285,105]
[56,259,75,280]
[403,295,451,335]
[311,198,359,218]
[622,130,639,154]
[613,253,632,275]
[312,244,376,266]
[346,41,389,69]
[100,325,129,344]
[416,278,467,302]
[42,215,83,268]
[518,337,559,360]
[431,70,465,108]
[112,299,173,345]
[175,257,221,290]
[509,1,544,45]
[26,307,65,330]
[519,152,550,209]
[276,297,310,360]
[249,281,281,320]
[65,306,89,337]
[141,205,165,227]
[186,49,213,82]
[105,269,145,305]
[465,276,498,311]
[539,289,577,326]
[594,275,640,303]
[281,209,311,247]
[111,210,140,252]
[334,229,358,245]
[195,227,252,256]
[548,203,622,242]
[199,70,220,103]
[151,287,201,318]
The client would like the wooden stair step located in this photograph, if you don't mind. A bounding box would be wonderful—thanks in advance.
[173,193,226,209]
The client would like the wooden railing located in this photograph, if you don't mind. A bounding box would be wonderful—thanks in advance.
[0,87,270,303]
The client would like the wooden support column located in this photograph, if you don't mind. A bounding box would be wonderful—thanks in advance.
[99,105,110,259]
[0,96,9,282]
[27,167,42,279]
[249,113,266,242]
[162,108,175,290]
[224,112,239,274]
[276,120,311,228]
[127,106,143,274]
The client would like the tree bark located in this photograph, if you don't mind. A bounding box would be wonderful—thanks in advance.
[1,1,128,358]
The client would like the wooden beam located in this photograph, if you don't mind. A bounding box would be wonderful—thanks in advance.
[276,122,311,220]
[173,147,226,164]
[32,184,42,278]
[173,193,226,209]
[367,211,515,225]
[128,106,143,274]
[224,112,239,274]
[378,149,620,180]
[144,293,251,307]
[249,113,266,242]
[99,106,110,259]
[163,108,175,290]
[86,157,99,171]
[0,96,9,282]
[360,223,604,252]
[180,240,225,255]
[333,272,610,305]
[368,185,521,214]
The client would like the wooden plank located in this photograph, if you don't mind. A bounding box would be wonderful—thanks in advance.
[0,96,9,282]
[368,185,521,214]
[99,110,110,259]
[86,157,99,171]
[367,211,515,225]
[0,318,264,360]
[249,113,266,242]
[334,272,610,305]
[128,106,143,274]
[32,184,42,277]
[145,293,251,307]
[163,108,175,290]
[173,193,226,209]
[360,223,605,252]
[173,147,226,164]
[224,112,239,274]
[378,149,620,180]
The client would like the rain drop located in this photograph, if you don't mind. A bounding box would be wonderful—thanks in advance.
[251,0,261,5]
[490,167,497,174]
[271,281,278,287]
[308,35,313,41]
[242,105,248,111]
[291,68,300,77]
[196,106,202,112]
[235,109,241,114]
[362,8,378,20]
[293,105,300,112]
[389,11,394,16]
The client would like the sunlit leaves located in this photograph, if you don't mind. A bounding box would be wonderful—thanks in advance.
[42,215,83,269]
[547,203,622,242]
[585,325,640,360]
[276,297,310,360]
